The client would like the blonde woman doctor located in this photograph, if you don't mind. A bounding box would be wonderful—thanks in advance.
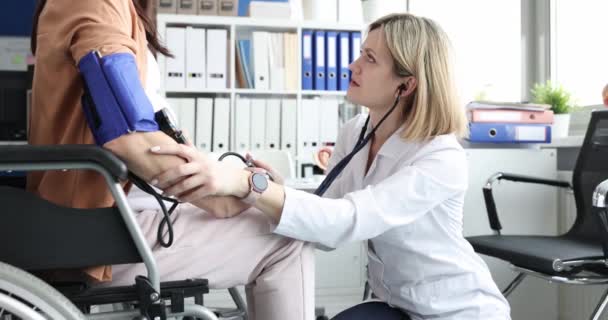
[149,13,511,320]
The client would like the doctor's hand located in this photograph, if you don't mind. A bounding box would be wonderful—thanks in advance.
[148,144,250,203]
[245,153,284,185]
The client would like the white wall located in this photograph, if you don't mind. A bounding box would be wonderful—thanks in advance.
[361,0,407,23]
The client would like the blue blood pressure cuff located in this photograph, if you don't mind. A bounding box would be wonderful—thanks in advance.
[78,51,159,145]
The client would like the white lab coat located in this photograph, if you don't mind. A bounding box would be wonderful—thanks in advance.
[274,115,511,320]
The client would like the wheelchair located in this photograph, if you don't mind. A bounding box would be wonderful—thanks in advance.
[0,144,246,320]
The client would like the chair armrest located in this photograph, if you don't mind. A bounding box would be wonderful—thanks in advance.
[593,179,608,260]
[593,179,608,209]
[0,144,127,181]
[483,172,572,233]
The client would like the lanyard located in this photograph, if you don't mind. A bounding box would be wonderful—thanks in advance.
[314,86,405,196]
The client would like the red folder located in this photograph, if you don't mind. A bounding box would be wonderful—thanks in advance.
[469,109,554,124]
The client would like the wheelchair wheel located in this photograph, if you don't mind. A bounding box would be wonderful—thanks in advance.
[0,262,85,319]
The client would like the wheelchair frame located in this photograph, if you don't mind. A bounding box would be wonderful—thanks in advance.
[0,144,219,320]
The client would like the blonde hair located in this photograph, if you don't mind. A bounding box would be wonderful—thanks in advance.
[369,13,468,140]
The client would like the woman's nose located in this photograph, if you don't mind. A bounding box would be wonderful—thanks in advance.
[349,59,361,74]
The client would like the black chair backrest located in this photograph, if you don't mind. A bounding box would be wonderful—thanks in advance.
[0,145,141,271]
[567,109,608,241]
[0,186,141,270]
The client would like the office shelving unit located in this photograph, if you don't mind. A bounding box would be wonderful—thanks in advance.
[156,14,367,316]
[157,14,360,177]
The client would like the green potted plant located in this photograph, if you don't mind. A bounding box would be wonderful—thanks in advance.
[531,80,576,139]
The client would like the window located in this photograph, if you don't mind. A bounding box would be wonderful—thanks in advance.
[409,0,522,105]
[552,0,608,106]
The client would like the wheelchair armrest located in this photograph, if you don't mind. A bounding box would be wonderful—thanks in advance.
[0,145,127,181]
[483,172,572,233]
[0,145,164,293]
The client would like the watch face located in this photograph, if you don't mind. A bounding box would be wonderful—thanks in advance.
[252,172,269,192]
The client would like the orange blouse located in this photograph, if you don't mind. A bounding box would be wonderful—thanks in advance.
[28,0,149,282]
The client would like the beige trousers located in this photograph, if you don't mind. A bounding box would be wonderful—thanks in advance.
[107,203,315,320]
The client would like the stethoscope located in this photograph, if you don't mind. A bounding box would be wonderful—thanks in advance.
[146,84,405,247]
[314,84,406,196]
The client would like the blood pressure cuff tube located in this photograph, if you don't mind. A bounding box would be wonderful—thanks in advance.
[78,51,159,146]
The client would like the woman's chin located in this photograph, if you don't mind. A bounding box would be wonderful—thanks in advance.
[346,89,362,105]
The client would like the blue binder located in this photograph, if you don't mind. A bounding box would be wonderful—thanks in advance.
[337,32,350,91]
[349,32,362,65]
[468,123,552,143]
[301,30,313,90]
[313,30,326,90]
[325,31,338,91]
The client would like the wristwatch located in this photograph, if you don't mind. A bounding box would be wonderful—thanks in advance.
[241,167,269,205]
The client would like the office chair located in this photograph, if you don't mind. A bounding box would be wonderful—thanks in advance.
[0,144,218,319]
[467,109,608,320]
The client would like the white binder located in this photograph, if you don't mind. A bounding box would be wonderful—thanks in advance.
[280,98,297,155]
[165,27,186,91]
[300,98,320,162]
[265,98,281,150]
[269,33,285,91]
[181,98,197,142]
[206,29,228,89]
[249,98,266,151]
[303,0,337,22]
[252,32,270,90]
[195,97,213,153]
[319,97,339,146]
[165,97,181,125]
[337,0,363,24]
[283,33,298,90]
[212,97,230,153]
[185,27,206,90]
[234,96,251,153]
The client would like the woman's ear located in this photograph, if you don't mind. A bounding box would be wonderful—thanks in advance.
[399,77,417,97]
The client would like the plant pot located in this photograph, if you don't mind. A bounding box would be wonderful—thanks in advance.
[552,114,570,139]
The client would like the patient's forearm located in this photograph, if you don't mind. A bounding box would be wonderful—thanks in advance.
[191,195,251,217]
[104,132,249,215]
[103,131,185,181]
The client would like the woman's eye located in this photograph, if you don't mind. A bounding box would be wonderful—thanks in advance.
[367,54,375,63]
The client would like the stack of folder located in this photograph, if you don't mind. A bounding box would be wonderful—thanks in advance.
[235,32,298,91]
[301,30,361,91]
[466,101,554,143]
[165,26,228,92]
[158,0,238,16]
